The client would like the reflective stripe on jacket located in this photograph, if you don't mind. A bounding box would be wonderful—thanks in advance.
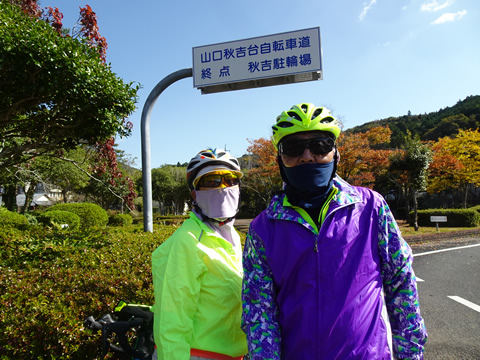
[242,177,427,360]
[152,212,247,360]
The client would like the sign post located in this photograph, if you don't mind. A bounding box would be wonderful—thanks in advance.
[430,215,447,232]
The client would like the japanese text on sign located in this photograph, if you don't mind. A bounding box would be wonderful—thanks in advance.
[192,27,322,88]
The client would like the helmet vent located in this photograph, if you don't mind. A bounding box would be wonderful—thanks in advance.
[300,104,308,113]
[277,121,294,128]
[217,151,227,157]
[312,108,323,119]
[286,111,302,121]
[187,160,200,170]
[320,116,334,124]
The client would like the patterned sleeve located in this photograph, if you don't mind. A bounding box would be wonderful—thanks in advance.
[241,226,281,360]
[378,200,428,360]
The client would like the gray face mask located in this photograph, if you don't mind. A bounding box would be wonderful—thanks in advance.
[194,186,240,221]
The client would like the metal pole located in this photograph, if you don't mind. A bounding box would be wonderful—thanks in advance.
[141,68,193,232]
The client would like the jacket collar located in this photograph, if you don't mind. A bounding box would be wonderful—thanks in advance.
[266,176,362,224]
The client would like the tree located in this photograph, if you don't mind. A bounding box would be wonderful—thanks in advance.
[337,126,399,189]
[428,129,480,208]
[242,138,282,215]
[86,139,138,211]
[0,1,139,169]
[427,138,464,207]
[32,147,92,203]
[151,166,189,215]
[388,132,432,230]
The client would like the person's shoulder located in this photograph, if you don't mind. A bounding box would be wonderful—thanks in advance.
[154,215,203,251]
[334,177,386,203]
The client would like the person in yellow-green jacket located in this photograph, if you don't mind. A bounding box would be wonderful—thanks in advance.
[151,148,248,360]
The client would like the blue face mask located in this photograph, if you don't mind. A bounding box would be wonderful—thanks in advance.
[281,161,335,208]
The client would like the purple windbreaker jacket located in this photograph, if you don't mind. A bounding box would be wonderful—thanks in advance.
[241,177,427,360]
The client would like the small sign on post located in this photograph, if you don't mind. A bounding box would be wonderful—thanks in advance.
[193,27,322,94]
[430,215,447,232]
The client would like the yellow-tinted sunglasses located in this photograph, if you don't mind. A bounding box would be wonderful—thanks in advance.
[196,173,240,188]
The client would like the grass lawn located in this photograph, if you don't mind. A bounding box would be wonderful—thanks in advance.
[397,220,479,237]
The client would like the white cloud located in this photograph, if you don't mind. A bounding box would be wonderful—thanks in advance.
[359,0,377,21]
[431,9,467,24]
[421,0,454,12]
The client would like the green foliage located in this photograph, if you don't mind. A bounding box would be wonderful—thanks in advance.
[24,212,39,225]
[346,95,480,148]
[46,203,108,229]
[0,2,139,169]
[38,210,81,231]
[149,165,190,215]
[108,213,133,227]
[412,209,480,227]
[471,205,480,215]
[0,207,29,229]
[0,224,176,359]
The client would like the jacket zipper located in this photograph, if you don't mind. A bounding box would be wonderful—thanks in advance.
[314,188,338,252]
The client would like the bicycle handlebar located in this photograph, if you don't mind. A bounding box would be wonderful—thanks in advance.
[85,313,150,359]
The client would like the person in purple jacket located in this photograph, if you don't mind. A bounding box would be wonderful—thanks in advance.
[241,103,427,360]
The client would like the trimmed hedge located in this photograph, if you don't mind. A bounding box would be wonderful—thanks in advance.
[411,208,480,227]
[37,210,81,231]
[471,205,480,214]
[108,213,133,227]
[0,223,176,359]
[46,203,109,229]
[0,207,29,229]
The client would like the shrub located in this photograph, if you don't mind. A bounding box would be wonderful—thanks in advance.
[38,210,81,231]
[412,208,480,227]
[46,203,108,229]
[24,212,39,225]
[0,207,29,229]
[0,224,177,359]
[108,213,133,227]
[471,205,480,214]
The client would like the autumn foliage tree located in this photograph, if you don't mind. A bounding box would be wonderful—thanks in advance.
[337,126,399,189]
[427,129,480,208]
[0,1,138,210]
[242,137,282,214]
[0,1,138,169]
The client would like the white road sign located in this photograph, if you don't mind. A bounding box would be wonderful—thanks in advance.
[192,27,322,93]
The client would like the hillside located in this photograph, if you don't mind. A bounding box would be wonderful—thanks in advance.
[345,95,480,147]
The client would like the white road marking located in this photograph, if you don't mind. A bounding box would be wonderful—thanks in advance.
[447,296,480,313]
[413,243,480,257]
[416,277,424,282]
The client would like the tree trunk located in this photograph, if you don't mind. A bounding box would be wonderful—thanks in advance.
[463,185,468,209]
[3,184,17,211]
[412,190,419,231]
[21,183,36,213]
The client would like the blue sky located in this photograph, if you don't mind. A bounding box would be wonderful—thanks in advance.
[40,0,479,168]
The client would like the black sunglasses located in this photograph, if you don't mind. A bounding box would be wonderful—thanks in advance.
[279,137,335,157]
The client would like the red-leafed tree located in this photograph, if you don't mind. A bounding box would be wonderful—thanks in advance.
[337,126,399,189]
[0,0,138,210]
[242,137,282,215]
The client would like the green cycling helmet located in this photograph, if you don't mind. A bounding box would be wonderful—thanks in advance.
[271,103,342,149]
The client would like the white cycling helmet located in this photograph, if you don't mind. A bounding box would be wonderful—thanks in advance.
[186,149,242,190]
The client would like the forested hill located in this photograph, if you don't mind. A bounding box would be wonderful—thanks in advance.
[344,95,480,148]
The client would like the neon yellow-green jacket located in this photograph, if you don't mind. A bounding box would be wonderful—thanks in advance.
[152,212,247,360]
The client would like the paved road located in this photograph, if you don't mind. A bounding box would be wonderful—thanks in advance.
[413,239,480,360]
